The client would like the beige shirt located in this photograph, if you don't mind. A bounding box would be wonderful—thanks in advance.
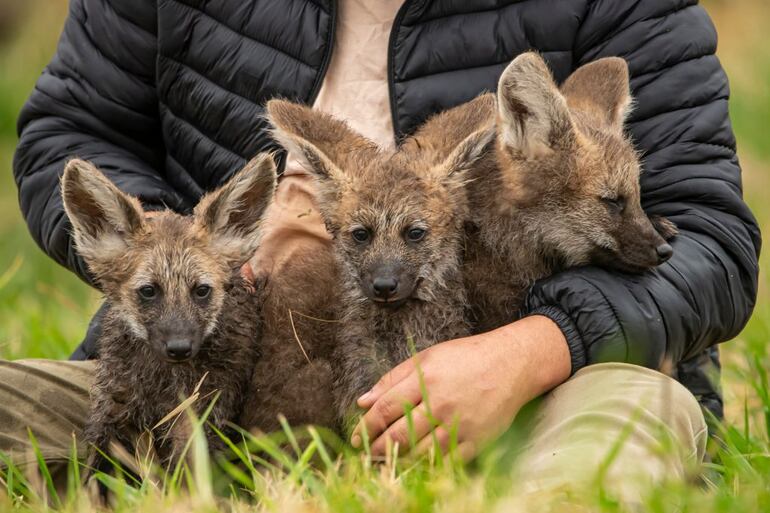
[311,0,402,151]
[252,0,404,276]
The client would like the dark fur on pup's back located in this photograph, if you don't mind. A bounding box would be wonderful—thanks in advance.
[266,99,493,434]
[61,154,276,467]
[409,53,677,333]
[238,247,341,433]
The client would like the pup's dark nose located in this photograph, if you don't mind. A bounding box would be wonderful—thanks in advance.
[656,243,673,263]
[166,338,193,361]
[372,277,398,299]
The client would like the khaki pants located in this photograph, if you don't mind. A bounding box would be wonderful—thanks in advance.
[0,359,707,500]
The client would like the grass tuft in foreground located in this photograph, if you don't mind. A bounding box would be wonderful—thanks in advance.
[2,331,770,513]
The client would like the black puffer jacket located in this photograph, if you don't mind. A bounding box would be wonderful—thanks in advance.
[14,0,760,418]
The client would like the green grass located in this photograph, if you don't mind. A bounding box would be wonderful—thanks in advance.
[0,139,97,360]
[1,1,769,511]
[0,1,95,361]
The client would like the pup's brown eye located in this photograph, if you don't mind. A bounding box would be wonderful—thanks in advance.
[406,228,427,242]
[138,285,157,300]
[351,228,370,243]
[194,285,212,299]
[601,196,626,214]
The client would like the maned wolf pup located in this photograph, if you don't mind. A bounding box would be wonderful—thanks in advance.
[408,53,677,332]
[266,99,493,433]
[61,154,276,468]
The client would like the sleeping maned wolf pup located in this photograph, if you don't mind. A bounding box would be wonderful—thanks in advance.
[407,52,678,333]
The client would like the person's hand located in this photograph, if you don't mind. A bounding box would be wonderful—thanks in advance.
[352,315,571,459]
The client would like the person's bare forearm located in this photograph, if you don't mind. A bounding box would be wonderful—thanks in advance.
[495,315,571,398]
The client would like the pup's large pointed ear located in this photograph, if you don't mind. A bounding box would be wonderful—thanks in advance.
[403,93,497,162]
[560,57,632,133]
[431,123,496,187]
[497,52,573,157]
[62,159,146,268]
[266,99,379,183]
[194,153,277,265]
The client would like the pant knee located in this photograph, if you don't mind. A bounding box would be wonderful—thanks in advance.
[524,363,707,469]
[0,359,94,463]
[511,363,707,500]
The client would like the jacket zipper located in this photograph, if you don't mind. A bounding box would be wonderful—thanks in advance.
[308,0,338,105]
[387,0,415,145]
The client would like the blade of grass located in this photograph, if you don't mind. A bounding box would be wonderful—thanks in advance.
[168,390,220,491]
[278,415,302,458]
[285,439,315,484]
[307,426,336,474]
[192,415,214,503]
[0,452,40,506]
[66,433,80,506]
[217,457,253,490]
[26,428,62,509]
[214,424,272,487]
[0,254,22,291]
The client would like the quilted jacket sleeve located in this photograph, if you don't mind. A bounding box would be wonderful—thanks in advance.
[524,0,761,372]
[13,0,188,284]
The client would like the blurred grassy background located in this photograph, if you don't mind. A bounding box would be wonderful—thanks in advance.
[0,0,92,361]
[0,0,767,426]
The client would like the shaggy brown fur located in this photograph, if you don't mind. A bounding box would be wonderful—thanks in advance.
[236,106,362,434]
[238,248,341,433]
[62,154,276,468]
[266,99,493,434]
[407,53,677,333]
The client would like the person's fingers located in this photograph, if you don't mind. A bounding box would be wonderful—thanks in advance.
[412,431,476,462]
[370,403,436,456]
[357,356,421,409]
[352,376,424,447]
[456,441,477,462]
[413,425,453,456]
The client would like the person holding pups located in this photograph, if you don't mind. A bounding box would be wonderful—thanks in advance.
[2,0,761,501]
